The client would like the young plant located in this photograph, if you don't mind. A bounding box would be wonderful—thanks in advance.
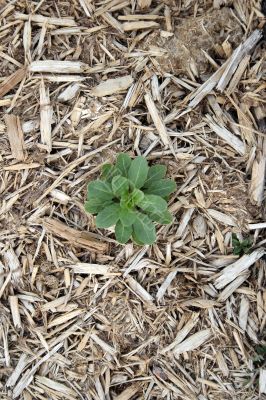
[85,153,176,245]
[232,233,252,256]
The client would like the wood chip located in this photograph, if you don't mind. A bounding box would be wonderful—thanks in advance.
[0,67,27,98]
[161,313,199,353]
[126,275,153,303]
[4,114,27,161]
[43,217,109,253]
[207,209,237,227]
[144,92,170,147]
[249,153,266,206]
[9,296,22,329]
[36,376,77,398]
[259,370,266,394]
[173,329,212,356]
[68,263,112,275]
[29,60,88,74]
[214,249,265,290]
[114,384,140,400]
[40,80,52,152]
[91,75,133,97]
[122,21,159,31]
[206,115,246,156]
[14,12,76,26]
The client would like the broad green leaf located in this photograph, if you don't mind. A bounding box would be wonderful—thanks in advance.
[131,188,144,205]
[101,163,112,178]
[144,179,176,197]
[116,153,132,177]
[149,209,173,225]
[112,176,129,197]
[128,156,149,189]
[115,221,132,244]
[138,194,167,214]
[96,203,120,228]
[119,208,136,226]
[88,180,114,201]
[132,231,145,246]
[102,164,121,182]
[144,165,167,187]
[133,213,156,245]
[85,198,113,214]
[120,193,129,209]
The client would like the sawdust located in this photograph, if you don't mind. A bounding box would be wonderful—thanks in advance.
[142,7,243,75]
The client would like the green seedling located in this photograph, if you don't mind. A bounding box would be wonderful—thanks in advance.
[232,233,252,256]
[85,153,176,245]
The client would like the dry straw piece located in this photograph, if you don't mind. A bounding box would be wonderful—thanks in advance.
[0,1,265,399]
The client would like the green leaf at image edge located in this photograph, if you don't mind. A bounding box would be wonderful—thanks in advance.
[96,203,120,228]
[115,221,132,244]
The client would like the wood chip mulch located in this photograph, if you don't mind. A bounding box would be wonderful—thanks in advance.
[0,0,266,399]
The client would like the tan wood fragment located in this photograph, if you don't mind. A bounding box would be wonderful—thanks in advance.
[144,92,169,147]
[214,249,265,290]
[40,80,52,152]
[0,67,27,98]
[4,114,27,161]
[122,21,159,31]
[138,0,152,8]
[91,75,133,97]
[43,218,109,253]
[14,12,76,26]
[30,60,88,73]
[9,296,22,329]
[114,384,140,400]
[173,329,212,356]
[249,152,266,206]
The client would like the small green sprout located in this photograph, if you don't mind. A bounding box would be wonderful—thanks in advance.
[85,153,176,245]
[232,233,252,256]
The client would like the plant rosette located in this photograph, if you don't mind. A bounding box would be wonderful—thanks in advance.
[85,153,176,245]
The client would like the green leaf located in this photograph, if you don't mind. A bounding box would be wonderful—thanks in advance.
[119,208,136,226]
[85,198,113,214]
[101,163,112,178]
[120,193,129,209]
[116,153,132,177]
[133,213,156,245]
[233,247,241,255]
[144,179,176,197]
[132,231,145,246]
[138,194,167,214]
[96,203,120,228]
[88,180,114,201]
[115,221,132,244]
[130,188,144,205]
[144,165,167,187]
[102,164,121,182]
[128,156,149,189]
[149,209,173,225]
[112,176,129,197]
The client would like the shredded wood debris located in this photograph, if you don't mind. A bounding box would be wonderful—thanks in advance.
[0,1,265,399]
